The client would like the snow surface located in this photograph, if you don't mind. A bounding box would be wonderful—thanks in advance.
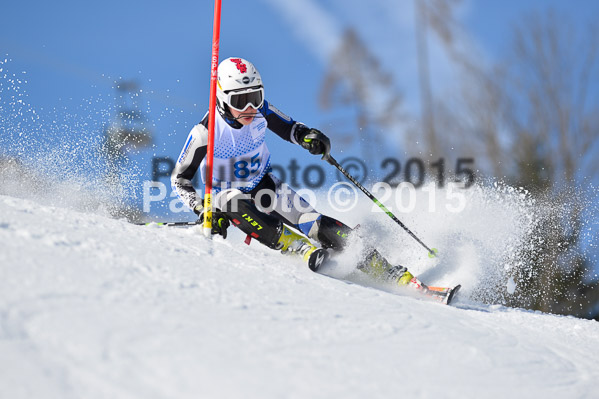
[1,194,599,399]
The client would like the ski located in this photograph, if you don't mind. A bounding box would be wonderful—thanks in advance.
[411,281,461,305]
[318,250,461,306]
[136,221,200,227]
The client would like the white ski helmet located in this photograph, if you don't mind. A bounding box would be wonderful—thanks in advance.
[216,57,264,113]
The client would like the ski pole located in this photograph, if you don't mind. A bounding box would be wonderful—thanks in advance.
[323,153,438,258]
[135,220,201,227]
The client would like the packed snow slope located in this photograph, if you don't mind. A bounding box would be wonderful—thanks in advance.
[1,194,599,399]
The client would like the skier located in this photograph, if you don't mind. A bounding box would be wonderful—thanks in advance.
[171,57,425,291]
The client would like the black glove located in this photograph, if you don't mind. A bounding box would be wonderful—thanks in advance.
[294,124,331,158]
[194,204,230,239]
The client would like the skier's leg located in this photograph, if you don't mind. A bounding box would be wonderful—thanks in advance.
[247,174,415,282]
[356,249,415,285]
[359,247,458,302]
[247,173,295,226]
[311,218,416,285]
[215,188,326,271]
[253,174,354,250]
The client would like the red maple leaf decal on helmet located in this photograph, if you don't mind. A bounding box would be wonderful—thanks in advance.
[231,58,247,73]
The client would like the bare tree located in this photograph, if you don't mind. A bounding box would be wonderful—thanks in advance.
[439,9,599,318]
[511,11,599,184]
[413,0,465,157]
[319,29,404,161]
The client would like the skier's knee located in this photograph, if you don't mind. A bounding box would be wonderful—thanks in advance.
[217,189,283,249]
[214,189,247,212]
[297,214,353,250]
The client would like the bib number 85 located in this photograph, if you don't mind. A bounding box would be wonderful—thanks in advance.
[234,154,261,179]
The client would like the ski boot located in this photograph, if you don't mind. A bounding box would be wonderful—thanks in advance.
[386,265,415,286]
[358,249,414,285]
[360,250,459,304]
[276,225,328,272]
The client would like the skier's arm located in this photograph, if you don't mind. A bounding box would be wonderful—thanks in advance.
[261,100,302,144]
[171,116,209,212]
[261,100,330,156]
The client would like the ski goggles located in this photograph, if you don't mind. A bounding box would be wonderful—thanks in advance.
[226,87,264,112]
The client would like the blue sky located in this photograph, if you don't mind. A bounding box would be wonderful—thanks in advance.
[1,0,598,213]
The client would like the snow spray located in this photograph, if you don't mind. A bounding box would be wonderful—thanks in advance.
[0,58,146,216]
[315,179,598,307]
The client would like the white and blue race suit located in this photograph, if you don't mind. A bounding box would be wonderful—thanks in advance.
[171,100,325,238]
